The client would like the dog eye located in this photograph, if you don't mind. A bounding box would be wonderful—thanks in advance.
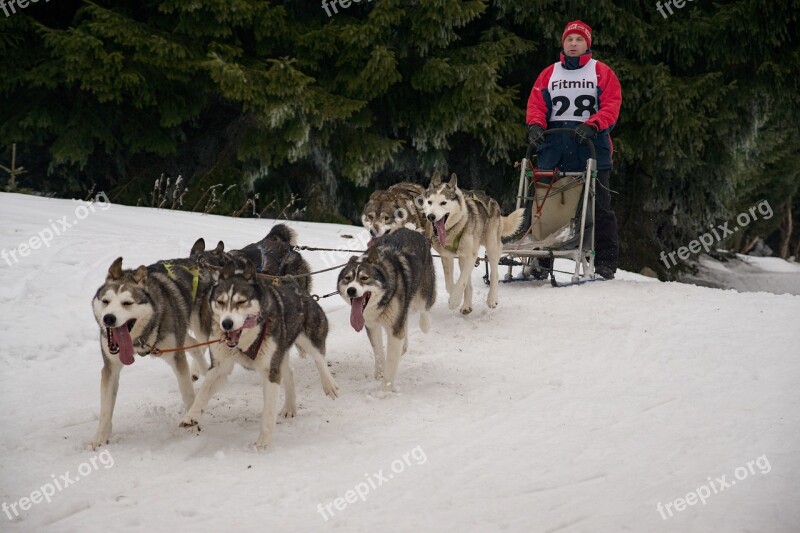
[235,300,247,306]
[122,301,133,307]
[359,275,370,282]
[101,299,109,305]
[439,201,446,206]
[215,298,226,306]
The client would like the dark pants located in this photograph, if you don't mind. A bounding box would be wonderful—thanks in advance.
[594,170,619,270]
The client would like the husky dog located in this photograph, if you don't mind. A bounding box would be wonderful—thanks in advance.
[423,171,524,314]
[179,260,338,449]
[337,228,436,391]
[90,257,214,449]
[361,182,431,240]
[190,224,312,292]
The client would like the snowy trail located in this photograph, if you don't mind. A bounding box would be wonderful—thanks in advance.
[1,193,799,532]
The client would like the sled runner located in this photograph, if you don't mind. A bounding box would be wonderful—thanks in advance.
[491,128,600,287]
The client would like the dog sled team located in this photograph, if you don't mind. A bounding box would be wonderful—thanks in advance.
[90,171,525,451]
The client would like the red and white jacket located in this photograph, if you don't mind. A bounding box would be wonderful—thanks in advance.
[526,52,622,170]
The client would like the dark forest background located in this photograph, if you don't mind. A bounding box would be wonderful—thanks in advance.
[1,0,798,276]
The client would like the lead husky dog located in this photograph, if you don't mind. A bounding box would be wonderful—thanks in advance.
[190,224,313,293]
[90,257,214,449]
[423,171,524,315]
[179,260,338,449]
[337,228,436,391]
[361,182,431,240]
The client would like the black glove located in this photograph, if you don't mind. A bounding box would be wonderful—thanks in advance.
[573,123,598,143]
[527,124,545,145]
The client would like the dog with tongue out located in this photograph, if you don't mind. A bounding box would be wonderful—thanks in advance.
[422,171,524,315]
[337,228,436,392]
[90,256,214,450]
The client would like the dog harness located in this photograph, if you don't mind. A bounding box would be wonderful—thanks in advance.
[445,226,466,253]
[160,262,200,301]
[241,319,271,360]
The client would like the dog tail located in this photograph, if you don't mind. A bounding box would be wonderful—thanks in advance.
[266,224,297,246]
[500,208,525,237]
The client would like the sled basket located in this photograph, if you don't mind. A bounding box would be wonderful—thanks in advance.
[496,128,598,286]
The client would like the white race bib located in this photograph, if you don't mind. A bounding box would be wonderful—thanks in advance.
[547,60,599,122]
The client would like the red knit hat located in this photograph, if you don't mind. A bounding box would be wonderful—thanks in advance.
[562,20,592,49]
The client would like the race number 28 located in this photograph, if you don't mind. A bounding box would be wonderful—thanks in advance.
[552,95,597,118]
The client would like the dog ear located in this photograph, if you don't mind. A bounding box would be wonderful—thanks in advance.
[243,259,256,280]
[133,265,148,284]
[190,238,206,257]
[222,261,236,279]
[214,241,225,253]
[448,173,458,188]
[107,257,124,281]
[430,170,441,187]
[211,268,220,283]
[366,245,379,263]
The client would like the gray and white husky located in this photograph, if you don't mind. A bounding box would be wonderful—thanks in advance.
[423,171,524,314]
[90,257,214,449]
[337,228,436,391]
[361,182,431,240]
[190,223,313,293]
[179,260,338,450]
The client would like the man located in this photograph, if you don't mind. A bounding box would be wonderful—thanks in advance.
[526,20,622,279]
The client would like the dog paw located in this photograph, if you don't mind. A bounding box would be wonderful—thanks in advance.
[89,438,108,451]
[374,368,384,381]
[254,437,273,451]
[448,293,461,310]
[381,381,397,393]
[190,360,208,380]
[179,416,200,429]
[487,298,498,309]
[460,305,472,315]
[279,405,297,418]
[323,378,339,399]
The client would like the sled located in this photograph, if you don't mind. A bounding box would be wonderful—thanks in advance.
[489,128,599,287]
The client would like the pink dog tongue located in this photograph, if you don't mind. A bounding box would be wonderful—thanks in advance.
[350,296,366,332]
[112,326,135,365]
[435,218,447,247]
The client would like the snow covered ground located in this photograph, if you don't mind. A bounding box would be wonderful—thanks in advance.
[1,192,799,532]
[681,253,800,296]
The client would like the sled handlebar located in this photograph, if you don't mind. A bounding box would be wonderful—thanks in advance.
[526,127,596,161]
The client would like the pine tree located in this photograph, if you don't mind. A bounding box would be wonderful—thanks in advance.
[1,0,798,270]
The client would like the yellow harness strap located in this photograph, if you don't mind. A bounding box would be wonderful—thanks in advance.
[161,263,200,301]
